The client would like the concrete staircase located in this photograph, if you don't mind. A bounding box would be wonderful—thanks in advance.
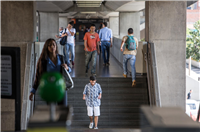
[34,76,149,128]
[68,76,149,128]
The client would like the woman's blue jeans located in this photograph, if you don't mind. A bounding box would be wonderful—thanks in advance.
[123,54,136,81]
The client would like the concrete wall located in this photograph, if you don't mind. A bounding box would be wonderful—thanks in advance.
[186,75,200,100]
[59,17,68,29]
[1,2,35,131]
[140,106,200,132]
[119,12,140,40]
[145,1,186,110]
[39,12,59,42]
[109,16,119,36]
[111,37,146,74]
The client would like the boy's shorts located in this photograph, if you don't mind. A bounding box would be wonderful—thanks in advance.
[87,106,100,116]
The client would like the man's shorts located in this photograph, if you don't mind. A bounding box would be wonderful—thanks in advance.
[87,106,100,116]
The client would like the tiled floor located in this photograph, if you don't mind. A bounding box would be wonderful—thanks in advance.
[70,44,124,78]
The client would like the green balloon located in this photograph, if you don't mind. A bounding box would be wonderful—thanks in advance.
[39,72,65,102]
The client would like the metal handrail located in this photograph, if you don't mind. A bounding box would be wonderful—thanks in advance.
[63,67,74,90]
[145,42,161,107]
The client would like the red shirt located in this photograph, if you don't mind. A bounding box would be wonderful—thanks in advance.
[83,32,100,51]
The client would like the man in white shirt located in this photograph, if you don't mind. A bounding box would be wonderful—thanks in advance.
[62,21,76,66]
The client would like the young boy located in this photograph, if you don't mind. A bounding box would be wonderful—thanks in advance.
[83,76,102,129]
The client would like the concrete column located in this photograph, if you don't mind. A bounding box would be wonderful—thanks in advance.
[59,17,68,29]
[39,12,59,42]
[109,16,119,36]
[1,1,36,131]
[145,1,186,110]
[119,12,140,40]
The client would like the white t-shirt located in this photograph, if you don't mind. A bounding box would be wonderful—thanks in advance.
[64,28,76,44]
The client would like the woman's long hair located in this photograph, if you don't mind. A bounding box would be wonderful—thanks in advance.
[37,38,58,74]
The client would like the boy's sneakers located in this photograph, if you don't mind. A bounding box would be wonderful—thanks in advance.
[94,127,98,129]
[89,122,93,129]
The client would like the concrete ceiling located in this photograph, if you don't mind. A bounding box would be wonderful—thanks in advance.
[116,1,145,11]
[36,1,74,12]
[36,1,145,18]
[36,0,144,12]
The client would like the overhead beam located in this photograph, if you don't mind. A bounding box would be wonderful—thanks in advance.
[64,4,113,12]
[187,1,197,7]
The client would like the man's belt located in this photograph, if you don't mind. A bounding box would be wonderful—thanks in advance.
[101,40,110,42]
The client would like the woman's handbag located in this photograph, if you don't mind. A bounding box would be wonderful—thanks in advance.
[60,28,67,46]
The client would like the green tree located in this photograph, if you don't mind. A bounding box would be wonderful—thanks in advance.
[186,20,200,61]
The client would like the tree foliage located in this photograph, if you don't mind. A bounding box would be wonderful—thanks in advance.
[186,20,200,61]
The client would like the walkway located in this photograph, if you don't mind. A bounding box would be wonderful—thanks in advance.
[70,43,124,78]
[186,63,200,75]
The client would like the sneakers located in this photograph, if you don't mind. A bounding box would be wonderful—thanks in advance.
[132,80,136,87]
[89,122,93,129]
[123,74,127,78]
[94,127,98,129]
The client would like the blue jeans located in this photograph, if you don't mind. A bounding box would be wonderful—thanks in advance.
[64,43,74,65]
[85,50,97,74]
[101,41,110,64]
[123,54,136,81]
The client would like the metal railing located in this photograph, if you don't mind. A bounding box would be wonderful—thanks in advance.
[144,42,161,107]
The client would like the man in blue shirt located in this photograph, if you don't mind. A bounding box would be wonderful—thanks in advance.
[99,22,113,66]
[83,76,102,129]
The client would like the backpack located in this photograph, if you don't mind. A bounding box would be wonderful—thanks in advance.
[60,28,67,46]
[125,35,136,51]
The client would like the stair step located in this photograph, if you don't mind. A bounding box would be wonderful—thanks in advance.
[67,89,148,94]
[71,120,140,127]
[72,113,140,120]
[72,77,146,80]
[72,107,144,113]
[35,93,148,101]
[73,82,147,88]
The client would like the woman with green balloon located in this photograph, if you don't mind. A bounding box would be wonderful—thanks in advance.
[29,38,71,104]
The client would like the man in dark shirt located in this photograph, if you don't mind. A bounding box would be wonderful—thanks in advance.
[187,89,193,99]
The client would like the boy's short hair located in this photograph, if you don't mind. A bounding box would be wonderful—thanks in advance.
[69,21,74,27]
[128,28,133,34]
[90,23,96,27]
[90,76,96,81]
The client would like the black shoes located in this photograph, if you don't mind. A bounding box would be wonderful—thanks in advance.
[103,62,110,66]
